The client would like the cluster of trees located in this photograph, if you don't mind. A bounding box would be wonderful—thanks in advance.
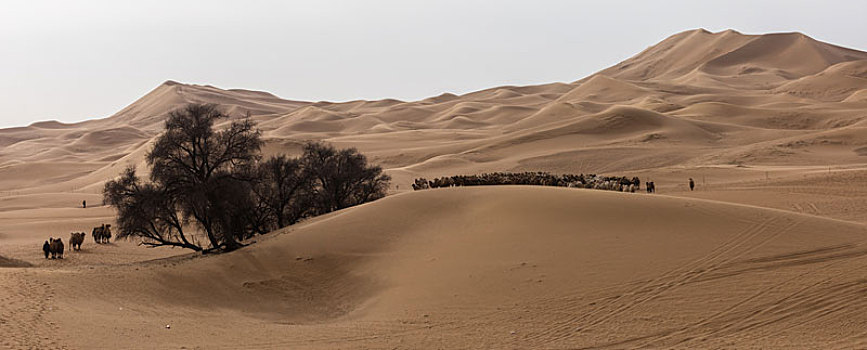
[104,104,390,253]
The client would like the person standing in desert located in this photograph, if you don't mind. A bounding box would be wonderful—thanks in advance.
[689,178,695,191]
[42,240,50,259]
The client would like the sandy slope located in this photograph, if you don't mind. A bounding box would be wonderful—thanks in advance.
[2,28,867,349]
[4,187,867,349]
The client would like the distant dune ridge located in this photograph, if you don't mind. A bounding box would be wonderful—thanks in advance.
[3,29,867,193]
[3,29,867,349]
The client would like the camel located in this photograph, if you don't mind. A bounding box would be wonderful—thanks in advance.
[92,226,102,243]
[92,224,112,244]
[102,225,112,243]
[69,232,85,251]
[49,238,64,259]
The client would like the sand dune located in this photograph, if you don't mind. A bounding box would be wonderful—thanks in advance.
[3,30,865,191]
[774,60,867,101]
[5,187,867,349]
[598,29,867,85]
[2,28,867,348]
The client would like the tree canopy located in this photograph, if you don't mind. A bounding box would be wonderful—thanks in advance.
[104,103,390,252]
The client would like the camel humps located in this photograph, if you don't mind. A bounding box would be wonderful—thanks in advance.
[69,232,86,251]
[45,238,64,259]
[92,224,112,244]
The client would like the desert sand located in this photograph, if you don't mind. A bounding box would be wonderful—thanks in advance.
[2,29,867,349]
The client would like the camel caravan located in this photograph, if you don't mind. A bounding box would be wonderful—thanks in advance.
[40,224,112,259]
[412,172,651,193]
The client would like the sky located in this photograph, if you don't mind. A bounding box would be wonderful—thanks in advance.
[1,0,866,128]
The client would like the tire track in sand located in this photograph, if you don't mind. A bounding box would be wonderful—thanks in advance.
[630,242,861,349]
[0,268,63,350]
[526,215,795,346]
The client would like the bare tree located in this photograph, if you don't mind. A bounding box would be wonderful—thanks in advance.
[148,104,262,251]
[104,167,200,251]
[253,155,312,229]
[302,142,391,214]
[107,104,262,252]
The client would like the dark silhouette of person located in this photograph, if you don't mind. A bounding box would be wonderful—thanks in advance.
[83,200,86,208]
[42,240,50,259]
[689,178,695,191]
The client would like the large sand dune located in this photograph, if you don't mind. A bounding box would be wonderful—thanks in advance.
[3,29,867,348]
[3,30,866,192]
[6,187,867,349]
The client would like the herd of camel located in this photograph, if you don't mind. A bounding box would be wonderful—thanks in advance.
[42,224,112,259]
[412,172,658,193]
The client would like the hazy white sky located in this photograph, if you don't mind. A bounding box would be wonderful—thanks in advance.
[1,0,865,128]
